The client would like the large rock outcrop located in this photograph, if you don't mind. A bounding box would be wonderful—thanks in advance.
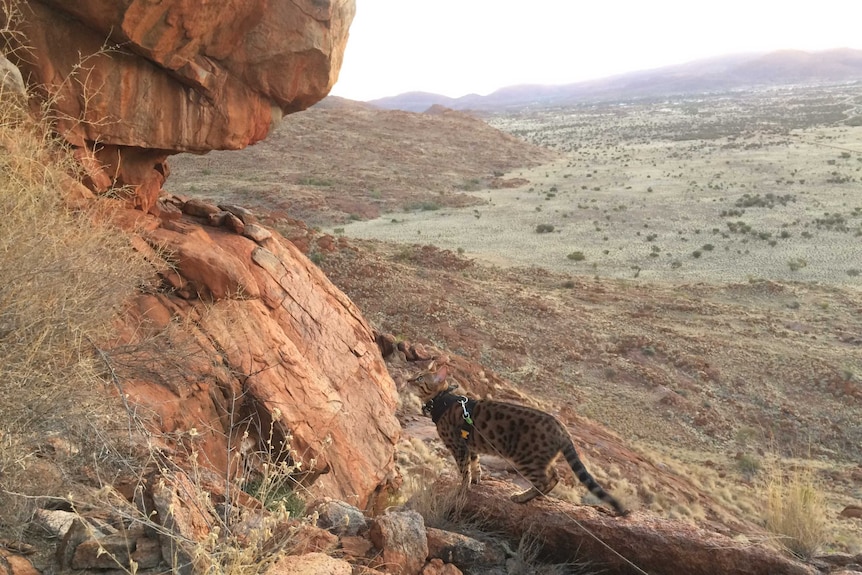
[5,1,399,508]
[6,0,354,211]
[110,197,400,509]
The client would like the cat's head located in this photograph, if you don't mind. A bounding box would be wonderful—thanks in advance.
[408,362,452,402]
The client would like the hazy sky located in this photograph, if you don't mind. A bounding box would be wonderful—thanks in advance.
[330,0,862,101]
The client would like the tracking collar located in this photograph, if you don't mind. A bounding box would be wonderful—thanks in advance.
[422,385,460,423]
[422,387,477,443]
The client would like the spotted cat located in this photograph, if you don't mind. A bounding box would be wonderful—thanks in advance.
[410,364,626,515]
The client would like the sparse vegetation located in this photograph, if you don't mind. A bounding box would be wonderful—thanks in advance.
[298,176,334,186]
[405,200,442,212]
[0,82,155,534]
[735,453,761,478]
[309,251,325,265]
[765,466,828,559]
[734,193,795,208]
[788,258,808,272]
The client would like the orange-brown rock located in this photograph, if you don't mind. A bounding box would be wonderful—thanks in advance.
[425,527,505,571]
[0,550,40,575]
[369,510,428,575]
[420,559,463,575]
[339,535,374,559]
[7,0,354,210]
[265,553,352,575]
[111,200,400,509]
[460,478,816,575]
[150,472,214,574]
[71,530,160,571]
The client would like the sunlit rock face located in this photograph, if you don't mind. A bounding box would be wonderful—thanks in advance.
[6,1,401,509]
[109,197,400,510]
[10,0,354,210]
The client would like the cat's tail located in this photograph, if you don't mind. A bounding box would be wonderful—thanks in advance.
[562,441,628,516]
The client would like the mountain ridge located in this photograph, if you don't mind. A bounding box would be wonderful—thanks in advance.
[369,48,862,112]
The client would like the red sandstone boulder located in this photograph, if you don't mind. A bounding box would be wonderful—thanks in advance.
[420,559,463,575]
[0,552,39,575]
[7,0,354,210]
[369,510,428,575]
[110,201,400,510]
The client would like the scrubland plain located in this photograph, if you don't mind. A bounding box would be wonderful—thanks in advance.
[340,85,862,284]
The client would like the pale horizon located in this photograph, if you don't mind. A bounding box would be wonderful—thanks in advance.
[330,0,862,102]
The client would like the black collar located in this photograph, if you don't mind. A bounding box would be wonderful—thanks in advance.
[422,386,458,423]
[423,387,476,424]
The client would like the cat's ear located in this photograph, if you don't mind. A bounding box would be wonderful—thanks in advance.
[433,365,449,383]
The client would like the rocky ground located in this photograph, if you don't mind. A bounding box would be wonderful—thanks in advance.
[165,94,862,569]
[313,234,862,544]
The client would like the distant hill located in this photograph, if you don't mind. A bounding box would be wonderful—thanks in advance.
[311,95,379,110]
[369,48,862,112]
[168,103,555,226]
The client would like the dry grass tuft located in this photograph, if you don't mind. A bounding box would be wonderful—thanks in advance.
[507,527,598,575]
[764,465,828,559]
[400,474,467,530]
[0,65,154,533]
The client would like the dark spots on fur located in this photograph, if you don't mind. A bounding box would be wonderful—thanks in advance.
[505,435,518,454]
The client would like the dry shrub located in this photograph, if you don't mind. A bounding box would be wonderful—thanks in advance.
[764,465,828,559]
[401,474,467,529]
[168,444,305,575]
[69,455,303,575]
[507,527,597,575]
[0,68,153,531]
